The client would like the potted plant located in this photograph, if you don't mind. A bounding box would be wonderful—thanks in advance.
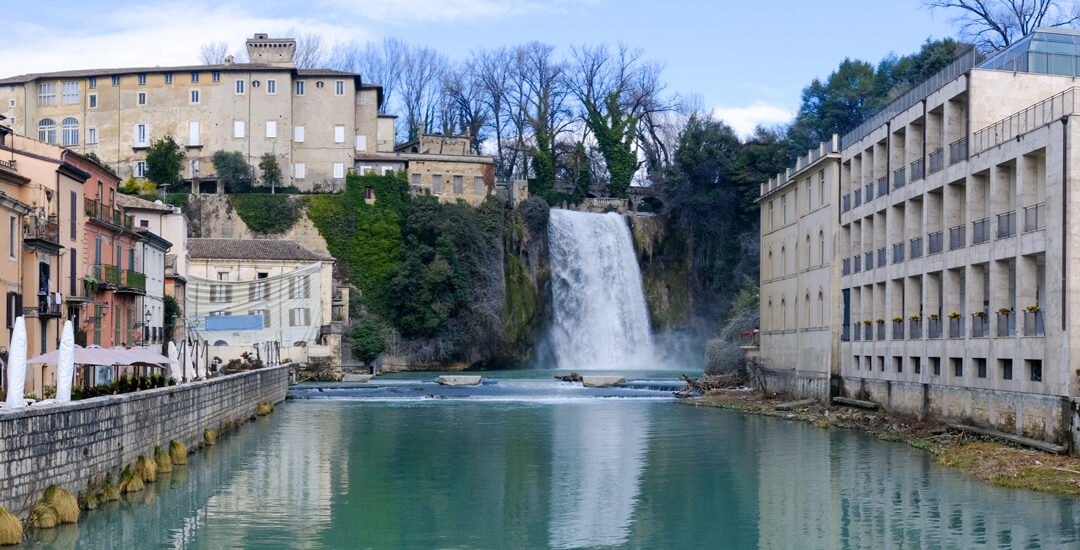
[892,316,904,323]
[876,319,885,324]
[1026,305,1041,313]
[949,312,962,319]
[864,320,873,325]
[910,315,921,321]
[999,307,1012,315]
[973,311,985,318]
[929,313,940,320]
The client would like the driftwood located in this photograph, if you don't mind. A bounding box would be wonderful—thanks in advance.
[553,372,583,382]
[676,372,745,396]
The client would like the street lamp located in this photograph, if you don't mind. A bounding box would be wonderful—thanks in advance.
[145,310,152,342]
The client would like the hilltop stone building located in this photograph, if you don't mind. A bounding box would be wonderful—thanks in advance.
[759,29,1080,449]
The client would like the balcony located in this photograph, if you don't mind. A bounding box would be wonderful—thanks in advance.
[842,194,851,212]
[996,311,1015,337]
[892,320,904,340]
[948,137,968,165]
[971,217,989,244]
[928,147,944,174]
[91,264,120,287]
[22,210,60,248]
[854,189,862,207]
[876,322,885,341]
[852,323,861,341]
[909,236,924,258]
[971,313,989,338]
[949,224,966,250]
[910,158,924,182]
[1024,203,1045,232]
[116,269,146,294]
[875,247,885,268]
[948,316,965,338]
[85,197,134,230]
[841,324,850,342]
[996,211,1016,238]
[892,242,905,264]
[865,182,874,202]
[893,167,906,190]
[909,318,923,339]
[1024,309,1045,337]
[23,302,61,318]
[864,252,873,271]
[928,231,944,255]
[928,317,943,338]
[853,255,862,273]
[877,176,888,198]
[738,331,760,348]
[842,258,851,275]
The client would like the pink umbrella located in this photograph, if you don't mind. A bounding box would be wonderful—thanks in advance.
[110,346,176,366]
[28,345,130,365]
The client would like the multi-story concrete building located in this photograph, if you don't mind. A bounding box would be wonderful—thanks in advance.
[758,136,842,399]
[0,33,383,192]
[761,30,1080,448]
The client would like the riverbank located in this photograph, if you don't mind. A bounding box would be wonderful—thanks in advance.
[684,389,1080,498]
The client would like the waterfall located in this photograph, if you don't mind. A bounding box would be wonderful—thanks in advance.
[547,209,654,370]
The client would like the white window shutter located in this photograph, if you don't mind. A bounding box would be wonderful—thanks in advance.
[356,135,367,151]
[295,126,305,142]
[189,121,199,146]
[266,120,277,138]
[294,163,305,179]
[234,121,245,138]
[334,125,345,143]
[333,163,344,179]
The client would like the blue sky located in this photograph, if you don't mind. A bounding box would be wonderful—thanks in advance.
[7,0,957,134]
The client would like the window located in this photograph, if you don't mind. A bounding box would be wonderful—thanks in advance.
[333,163,344,179]
[190,89,200,104]
[8,216,15,260]
[38,119,56,144]
[912,356,921,374]
[7,99,13,108]
[335,80,344,95]
[138,92,146,105]
[189,158,200,178]
[1001,359,1013,380]
[94,236,102,264]
[87,127,98,144]
[252,280,268,300]
[128,248,135,270]
[294,126,305,142]
[358,90,367,105]
[453,175,463,194]
[267,79,276,94]
[359,166,373,175]
[133,123,149,146]
[115,244,121,267]
[1029,359,1043,382]
[334,125,345,143]
[140,219,148,228]
[474,176,484,195]
[112,76,120,87]
[976,358,987,378]
[355,135,367,151]
[266,120,277,138]
[951,357,963,377]
[290,308,310,326]
[38,83,56,106]
[212,283,229,303]
[432,174,443,194]
[61,117,79,146]
[381,166,393,176]
[894,356,903,373]
[164,73,173,84]
[296,81,305,95]
[61,81,79,104]
[250,309,270,328]
[289,275,310,299]
[138,74,146,85]
[189,121,200,146]
[89,94,97,108]
[191,72,200,83]
[235,79,245,94]
[931,357,941,375]
[411,173,421,187]
[234,121,245,138]
[294,163,305,179]
[315,81,324,89]
[212,71,220,82]
[252,80,261,88]
[88,77,97,89]
[134,161,146,178]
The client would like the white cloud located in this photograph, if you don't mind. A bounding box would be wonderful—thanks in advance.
[711,102,795,138]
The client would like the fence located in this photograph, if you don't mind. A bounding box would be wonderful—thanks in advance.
[1024,203,1045,232]
[972,87,1080,155]
[997,211,1016,238]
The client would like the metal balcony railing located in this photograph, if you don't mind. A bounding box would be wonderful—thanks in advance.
[972,218,990,244]
[1024,310,1045,336]
[92,264,120,286]
[948,316,965,338]
[892,320,904,340]
[909,318,922,339]
[121,269,146,291]
[928,231,943,254]
[972,86,1080,155]
[738,331,760,348]
[854,189,862,207]
[909,236,924,258]
[841,324,850,341]
[949,137,968,165]
[842,194,851,212]
[893,242,905,264]
[928,148,944,174]
[910,158,924,182]
[853,323,861,341]
[996,312,1015,337]
[876,248,886,268]
[22,210,59,244]
[877,176,888,197]
[996,211,1016,238]
[949,224,966,250]
[893,167,906,190]
[971,313,989,338]
[1024,203,1045,232]
[876,322,885,341]
[842,258,851,275]
[853,255,862,273]
[928,317,942,338]
[864,252,874,271]
[865,182,874,202]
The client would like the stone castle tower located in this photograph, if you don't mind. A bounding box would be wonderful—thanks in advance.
[245,33,296,67]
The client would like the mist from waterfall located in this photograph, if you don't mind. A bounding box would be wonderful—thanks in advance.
[547,209,655,370]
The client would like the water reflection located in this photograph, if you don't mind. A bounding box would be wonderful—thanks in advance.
[548,403,649,549]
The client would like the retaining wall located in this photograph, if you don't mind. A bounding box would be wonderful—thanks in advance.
[0,364,290,512]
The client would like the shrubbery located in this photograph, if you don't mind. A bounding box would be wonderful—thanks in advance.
[230,194,302,234]
[70,375,174,400]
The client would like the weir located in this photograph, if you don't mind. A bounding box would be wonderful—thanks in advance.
[547,209,654,370]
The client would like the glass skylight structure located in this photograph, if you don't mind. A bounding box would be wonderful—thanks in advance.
[979,28,1080,76]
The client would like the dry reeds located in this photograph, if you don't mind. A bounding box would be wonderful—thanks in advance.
[256,401,273,416]
[32,486,79,528]
[204,428,217,446]
[118,466,144,494]
[135,456,157,483]
[0,506,22,545]
[154,446,173,474]
[99,475,120,502]
[169,440,188,465]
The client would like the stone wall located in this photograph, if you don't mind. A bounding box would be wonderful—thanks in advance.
[0,365,289,512]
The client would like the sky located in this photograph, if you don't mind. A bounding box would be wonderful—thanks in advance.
[5,0,957,136]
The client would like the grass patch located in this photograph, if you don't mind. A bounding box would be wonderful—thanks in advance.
[154,446,173,474]
[204,428,217,446]
[170,440,188,465]
[230,194,301,235]
[135,456,157,483]
[0,506,21,545]
[32,485,79,528]
[119,466,144,494]
[256,401,274,416]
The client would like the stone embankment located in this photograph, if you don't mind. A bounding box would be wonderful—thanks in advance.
[0,365,289,513]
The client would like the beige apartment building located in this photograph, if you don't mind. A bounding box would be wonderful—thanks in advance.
[0,33,383,192]
[763,29,1080,449]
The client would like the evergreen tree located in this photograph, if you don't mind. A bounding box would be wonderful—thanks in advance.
[145,136,185,187]
[212,151,253,193]
[258,153,282,190]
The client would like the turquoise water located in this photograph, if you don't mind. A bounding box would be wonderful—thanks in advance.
[19,377,1080,549]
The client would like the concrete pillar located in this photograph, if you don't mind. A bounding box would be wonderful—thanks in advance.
[945,268,965,317]
[926,271,943,317]
[905,275,923,317]
[1017,255,1037,312]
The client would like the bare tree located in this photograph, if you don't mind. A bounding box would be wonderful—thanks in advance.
[439,62,489,151]
[925,0,1080,52]
[198,41,230,65]
[286,27,327,68]
[330,38,405,113]
[468,47,516,172]
[398,44,447,141]
[513,42,573,192]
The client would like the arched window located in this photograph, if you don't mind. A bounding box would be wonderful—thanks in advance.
[780,247,786,276]
[766,300,772,329]
[780,298,787,330]
[819,230,825,266]
[38,118,56,144]
[804,292,811,326]
[818,291,825,326]
[767,250,773,279]
[805,234,811,268]
[61,117,79,146]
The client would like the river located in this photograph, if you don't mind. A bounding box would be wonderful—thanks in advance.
[19,375,1080,549]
